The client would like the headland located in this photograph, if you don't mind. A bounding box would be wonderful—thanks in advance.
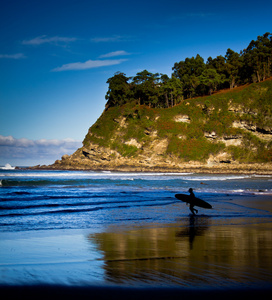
[33,79,272,175]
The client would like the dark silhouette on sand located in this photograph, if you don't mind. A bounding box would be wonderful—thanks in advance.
[176,215,210,249]
[188,188,198,215]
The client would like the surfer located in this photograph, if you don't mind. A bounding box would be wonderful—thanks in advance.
[188,188,198,215]
[175,189,212,214]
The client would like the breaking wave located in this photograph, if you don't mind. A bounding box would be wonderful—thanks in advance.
[0,163,15,170]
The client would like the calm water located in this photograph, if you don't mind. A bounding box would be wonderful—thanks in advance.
[0,169,272,287]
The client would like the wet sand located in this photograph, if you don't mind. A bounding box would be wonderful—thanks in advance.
[1,194,272,298]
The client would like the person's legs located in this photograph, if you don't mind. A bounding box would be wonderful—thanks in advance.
[189,205,198,215]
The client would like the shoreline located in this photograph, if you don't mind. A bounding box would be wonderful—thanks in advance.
[28,162,272,175]
[1,195,271,291]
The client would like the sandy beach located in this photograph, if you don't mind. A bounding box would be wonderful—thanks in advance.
[1,169,272,298]
[1,194,272,298]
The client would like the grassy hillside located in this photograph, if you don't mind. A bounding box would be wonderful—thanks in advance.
[83,79,272,164]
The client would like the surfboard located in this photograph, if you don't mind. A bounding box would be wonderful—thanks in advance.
[175,194,212,209]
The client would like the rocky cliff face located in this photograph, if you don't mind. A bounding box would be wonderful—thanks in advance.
[44,80,272,174]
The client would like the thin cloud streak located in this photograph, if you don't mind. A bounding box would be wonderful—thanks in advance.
[99,50,131,58]
[169,12,216,21]
[0,53,26,59]
[91,35,123,43]
[91,35,134,43]
[52,58,128,72]
[22,35,77,46]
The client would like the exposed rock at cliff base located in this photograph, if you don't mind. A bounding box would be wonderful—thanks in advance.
[37,79,272,174]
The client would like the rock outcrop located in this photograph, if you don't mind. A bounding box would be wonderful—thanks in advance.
[39,79,272,174]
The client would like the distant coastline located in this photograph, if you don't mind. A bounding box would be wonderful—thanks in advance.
[31,162,272,175]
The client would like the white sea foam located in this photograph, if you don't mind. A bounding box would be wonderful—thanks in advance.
[0,171,191,179]
[0,170,271,185]
[0,163,15,170]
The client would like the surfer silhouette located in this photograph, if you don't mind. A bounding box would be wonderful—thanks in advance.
[188,188,198,215]
[175,188,212,214]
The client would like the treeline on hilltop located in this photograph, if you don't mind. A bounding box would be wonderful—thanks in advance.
[105,32,272,109]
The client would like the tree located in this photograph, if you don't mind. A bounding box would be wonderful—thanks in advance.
[172,54,205,98]
[104,33,272,109]
[168,76,183,106]
[199,68,222,95]
[242,32,272,82]
[206,55,226,74]
[105,72,131,109]
[160,74,170,107]
[132,70,160,107]
[206,55,227,89]
[160,74,183,107]
[225,48,242,89]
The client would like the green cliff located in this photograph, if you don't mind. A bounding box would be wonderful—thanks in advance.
[49,79,272,174]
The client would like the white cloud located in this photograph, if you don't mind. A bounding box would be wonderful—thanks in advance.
[0,135,82,166]
[0,53,25,59]
[0,135,34,147]
[169,12,215,21]
[91,35,123,43]
[0,135,81,149]
[99,50,131,58]
[52,58,128,72]
[90,35,133,43]
[22,35,77,46]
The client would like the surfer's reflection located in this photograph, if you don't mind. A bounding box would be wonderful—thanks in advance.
[176,215,210,249]
[87,217,211,284]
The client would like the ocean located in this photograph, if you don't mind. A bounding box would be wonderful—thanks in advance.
[0,169,271,232]
[0,168,272,288]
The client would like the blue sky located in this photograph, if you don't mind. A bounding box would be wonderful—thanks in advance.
[0,0,271,166]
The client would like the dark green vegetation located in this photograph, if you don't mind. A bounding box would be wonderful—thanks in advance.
[105,33,272,109]
[82,33,272,165]
[84,78,272,163]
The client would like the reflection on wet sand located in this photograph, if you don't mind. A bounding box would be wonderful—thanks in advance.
[88,217,272,287]
[176,215,210,250]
